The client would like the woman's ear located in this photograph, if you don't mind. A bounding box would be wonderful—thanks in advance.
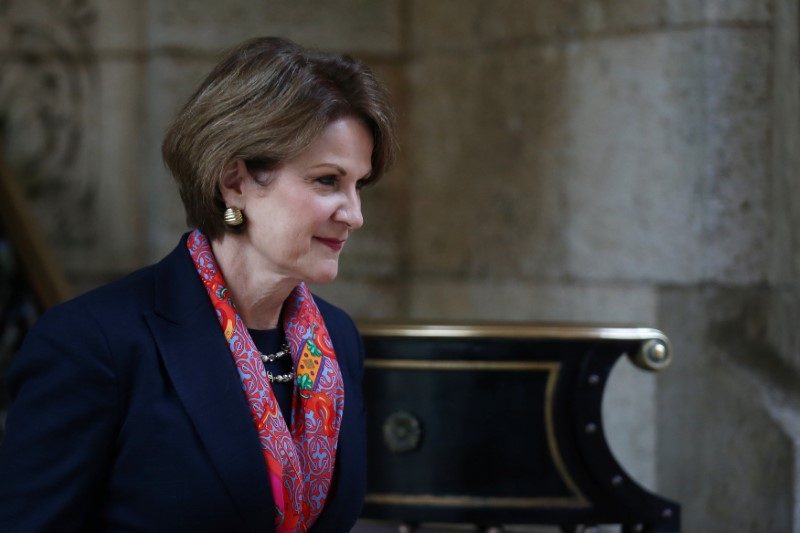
[219,159,249,207]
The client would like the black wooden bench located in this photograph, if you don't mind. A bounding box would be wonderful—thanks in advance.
[359,322,681,533]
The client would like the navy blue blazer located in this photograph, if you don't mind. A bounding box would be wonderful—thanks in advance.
[0,235,367,532]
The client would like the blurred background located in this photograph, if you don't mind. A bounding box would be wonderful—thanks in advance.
[0,1,798,531]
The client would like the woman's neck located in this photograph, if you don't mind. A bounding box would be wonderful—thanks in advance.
[209,235,297,330]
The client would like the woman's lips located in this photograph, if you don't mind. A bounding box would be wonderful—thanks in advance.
[316,237,345,251]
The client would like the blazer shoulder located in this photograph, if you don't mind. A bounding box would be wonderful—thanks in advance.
[35,264,158,334]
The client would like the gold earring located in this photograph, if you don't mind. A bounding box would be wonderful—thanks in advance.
[223,206,244,227]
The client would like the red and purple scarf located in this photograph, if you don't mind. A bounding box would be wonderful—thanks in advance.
[187,229,344,532]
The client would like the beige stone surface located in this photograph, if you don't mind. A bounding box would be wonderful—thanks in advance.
[407,280,658,323]
[769,0,800,379]
[657,287,795,531]
[308,279,404,320]
[579,0,663,34]
[562,28,770,283]
[411,0,773,48]
[662,0,771,24]
[95,0,144,51]
[559,32,703,282]
[411,0,578,49]
[771,0,800,287]
[139,54,217,262]
[408,23,772,285]
[767,292,800,384]
[688,28,771,283]
[407,45,569,279]
[94,58,147,272]
[0,0,149,287]
[411,0,666,48]
[0,0,97,53]
[145,0,403,54]
[0,1,101,279]
[602,355,657,491]
[481,0,665,39]
[409,0,481,51]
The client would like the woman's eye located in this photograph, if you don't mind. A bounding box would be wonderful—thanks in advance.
[317,175,338,186]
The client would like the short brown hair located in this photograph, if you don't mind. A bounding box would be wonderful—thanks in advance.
[162,36,397,239]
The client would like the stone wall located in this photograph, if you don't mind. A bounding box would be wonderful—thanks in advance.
[1,1,797,531]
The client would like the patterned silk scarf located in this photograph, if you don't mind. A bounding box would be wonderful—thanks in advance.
[187,229,345,532]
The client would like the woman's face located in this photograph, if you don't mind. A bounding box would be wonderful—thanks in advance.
[233,116,373,285]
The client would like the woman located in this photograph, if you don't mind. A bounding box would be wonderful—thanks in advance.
[0,36,395,532]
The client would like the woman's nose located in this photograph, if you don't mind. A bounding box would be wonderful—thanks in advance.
[334,193,364,229]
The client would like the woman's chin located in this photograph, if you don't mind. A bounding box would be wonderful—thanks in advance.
[306,267,339,285]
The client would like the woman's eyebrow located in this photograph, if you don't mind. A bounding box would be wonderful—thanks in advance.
[308,163,373,180]
[307,163,347,175]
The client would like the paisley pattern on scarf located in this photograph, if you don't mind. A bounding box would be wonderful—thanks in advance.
[187,229,344,532]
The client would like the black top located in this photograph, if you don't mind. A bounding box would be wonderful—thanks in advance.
[249,328,293,426]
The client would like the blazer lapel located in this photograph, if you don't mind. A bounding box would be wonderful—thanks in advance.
[144,237,274,530]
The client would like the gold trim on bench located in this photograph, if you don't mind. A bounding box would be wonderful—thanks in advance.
[364,357,589,508]
[359,321,672,372]
[364,493,587,508]
[359,321,667,343]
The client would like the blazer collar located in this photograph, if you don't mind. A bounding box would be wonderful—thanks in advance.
[145,235,274,530]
